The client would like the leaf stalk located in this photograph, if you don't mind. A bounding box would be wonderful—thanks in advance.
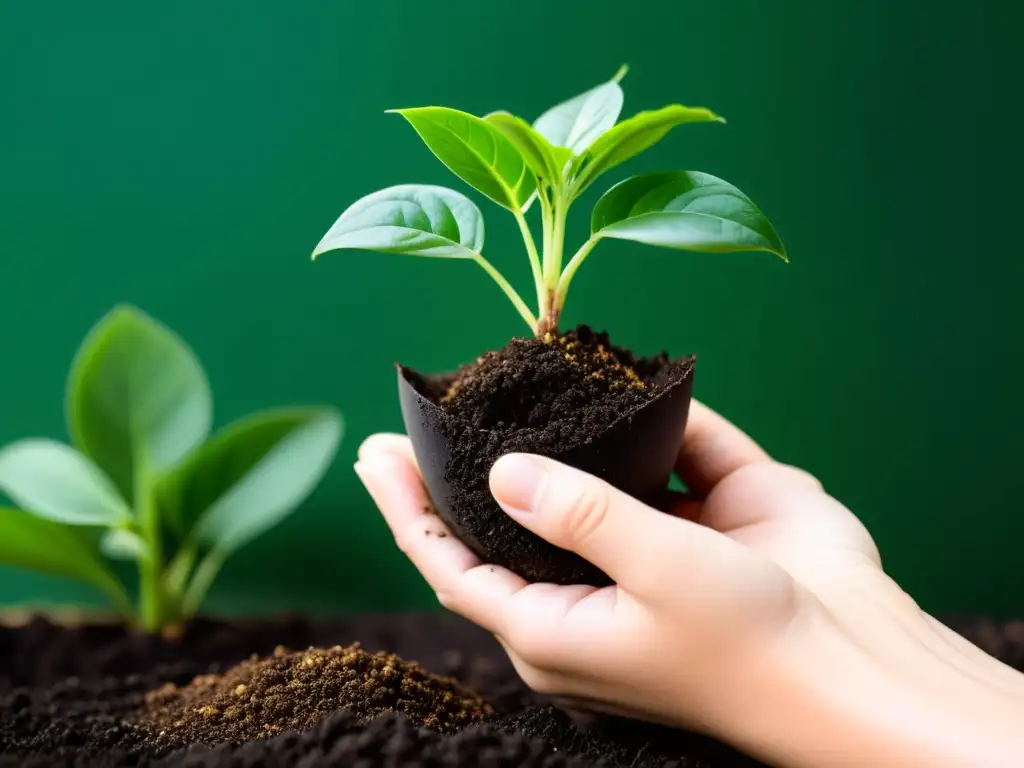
[471,254,538,331]
[513,208,543,306]
[134,467,166,632]
[556,236,600,311]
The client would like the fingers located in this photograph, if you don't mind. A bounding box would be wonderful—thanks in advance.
[489,453,730,593]
[354,446,526,635]
[357,435,626,654]
[676,400,772,496]
[699,462,825,533]
[358,432,417,465]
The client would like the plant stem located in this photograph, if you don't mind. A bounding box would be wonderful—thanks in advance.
[543,196,567,290]
[537,193,555,326]
[471,254,538,331]
[512,206,544,311]
[164,539,197,600]
[182,548,226,617]
[134,469,164,632]
[536,193,569,335]
[555,237,600,311]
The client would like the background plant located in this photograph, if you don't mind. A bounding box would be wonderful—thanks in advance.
[312,65,788,335]
[0,305,343,631]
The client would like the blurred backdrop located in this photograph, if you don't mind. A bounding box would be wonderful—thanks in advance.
[1,1,1021,619]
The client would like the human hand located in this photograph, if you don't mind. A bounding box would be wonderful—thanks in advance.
[355,400,1024,767]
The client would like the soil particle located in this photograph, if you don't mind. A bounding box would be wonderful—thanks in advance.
[137,642,491,748]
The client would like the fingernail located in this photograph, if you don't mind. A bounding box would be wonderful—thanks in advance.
[490,454,547,517]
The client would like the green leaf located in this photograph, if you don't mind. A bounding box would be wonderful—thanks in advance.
[0,506,132,614]
[591,171,787,259]
[484,112,572,185]
[99,528,151,562]
[533,64,628,155]
[0,439,131,526]
[312,185,484,260]
[66,305,213,503]
[389,107,536,211]
[156,407,342,554]
[572,105,724,195]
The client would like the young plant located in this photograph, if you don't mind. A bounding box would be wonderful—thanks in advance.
[312,65,787,335]
[0,305,342,632]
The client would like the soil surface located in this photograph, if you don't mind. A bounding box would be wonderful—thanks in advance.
[0,611,761,767]
[138,643,491,748]
[437,327,656,431]
[2,612,1021,767]
[409,325,694,584]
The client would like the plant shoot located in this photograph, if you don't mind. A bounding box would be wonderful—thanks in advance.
[312,66,787,336]
[0,305,342,632]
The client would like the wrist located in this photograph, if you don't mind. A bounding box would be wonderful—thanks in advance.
[728,609,1024,768]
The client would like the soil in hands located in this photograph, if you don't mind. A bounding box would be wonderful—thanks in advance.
[137,643,492,750]
[410,324,694,584]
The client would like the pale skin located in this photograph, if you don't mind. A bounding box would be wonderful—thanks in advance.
[354,400,1024,767]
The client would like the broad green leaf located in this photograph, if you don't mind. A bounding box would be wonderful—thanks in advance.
[156,407,342,554]
[0,507,132,614]
[484,112,572,185]
[66,305,213,503]
[99,528,151,562]
[0,439,131,526]
[572,105,724,195]
[533,64,628,155]
[591,171,787,259]
[389,107,536,211]
[312,185,483,260]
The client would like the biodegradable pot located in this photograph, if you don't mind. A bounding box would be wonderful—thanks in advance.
[396,356,695,586]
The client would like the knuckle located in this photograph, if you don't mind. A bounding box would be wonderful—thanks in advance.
[393,533,413,556]
[735,461,822,493]
[559,483,612,546]
[515,665,558,696]
[777,463,823,491]
[434,590,456,611]
[506,625,556,666]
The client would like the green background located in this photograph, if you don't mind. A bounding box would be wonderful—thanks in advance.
[1,1,1020,619]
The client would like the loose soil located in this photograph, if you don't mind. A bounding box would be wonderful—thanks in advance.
[425,325,682,434]
[138,643,491,748]
[408,325,694,584]
[0,612,762,766]
[2,613,1020,767]
[436,326,654,430]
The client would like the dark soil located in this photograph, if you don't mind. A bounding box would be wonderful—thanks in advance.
[436,327,656,431]
[409,325,694,584]
[423,326,685,435]
[0,611,764,767]
[138,642,491,748]
[2,613,1021,767]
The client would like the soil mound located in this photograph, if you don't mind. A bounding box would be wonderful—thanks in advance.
[137,643,491,749]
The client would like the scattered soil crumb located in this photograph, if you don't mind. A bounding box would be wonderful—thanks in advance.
[137,642,491,748]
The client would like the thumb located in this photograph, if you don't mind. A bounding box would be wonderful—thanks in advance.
[489,454,727,591]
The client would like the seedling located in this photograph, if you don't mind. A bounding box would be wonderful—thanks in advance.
[312,65,787,335]
[0,305,342,632]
